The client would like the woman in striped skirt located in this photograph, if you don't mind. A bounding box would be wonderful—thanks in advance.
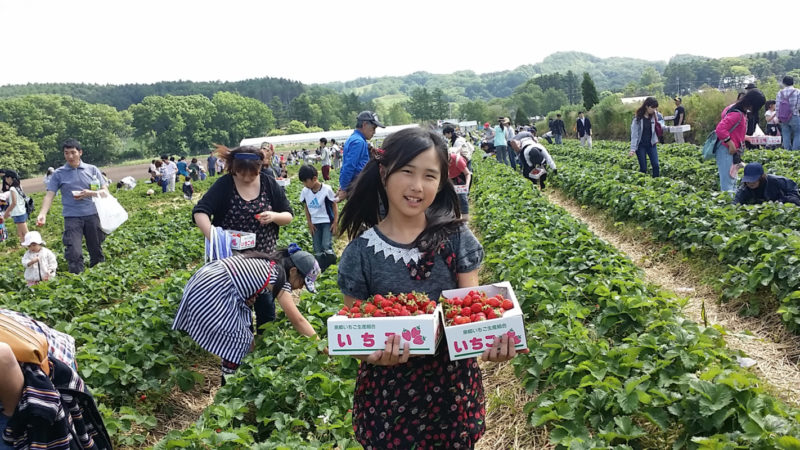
[173,245,320,375]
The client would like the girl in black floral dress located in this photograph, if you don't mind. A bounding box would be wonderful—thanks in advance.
[338,127,520,449]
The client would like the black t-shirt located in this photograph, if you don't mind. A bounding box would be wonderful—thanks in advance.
[674,106,685,125]
[640,117,652,148]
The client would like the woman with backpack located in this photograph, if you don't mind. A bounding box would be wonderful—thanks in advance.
[715,89,766,192]
[2,171,29,243]
[629,97,661,178]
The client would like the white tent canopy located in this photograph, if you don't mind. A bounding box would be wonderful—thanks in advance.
[240,124,420,147]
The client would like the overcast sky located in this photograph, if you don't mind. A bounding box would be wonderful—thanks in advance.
[0,0,769,87]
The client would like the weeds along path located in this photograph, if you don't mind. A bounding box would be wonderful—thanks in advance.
[544,188,800,407]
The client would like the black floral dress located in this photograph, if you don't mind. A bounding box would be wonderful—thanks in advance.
[338,226,486,449]
[221,185,278,253]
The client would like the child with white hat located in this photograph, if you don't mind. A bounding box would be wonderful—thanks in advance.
[21,231,58,286]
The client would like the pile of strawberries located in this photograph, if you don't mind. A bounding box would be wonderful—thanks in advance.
[337,292,437,318]
[442,291,514,325]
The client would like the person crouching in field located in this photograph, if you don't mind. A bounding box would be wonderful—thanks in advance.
[172,245,320,380]
[733,163,800,206]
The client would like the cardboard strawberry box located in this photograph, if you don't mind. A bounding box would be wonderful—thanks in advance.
[327,305,443,355]
[665,124,691,133]
[228,230,256,250]
[745,135,781,145]
[454,184,469,194]
[441,282,527,361]
[275,178,290,187]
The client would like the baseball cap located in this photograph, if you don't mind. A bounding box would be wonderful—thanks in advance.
[21,231,45,247]
[483,122,490,127]
[674,97,682,102]
[742,163,764,183]
[290,250,321,293]
[357,111,385,128]
[2,169,19,180]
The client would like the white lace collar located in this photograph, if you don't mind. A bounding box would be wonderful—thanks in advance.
[361,227,420,264]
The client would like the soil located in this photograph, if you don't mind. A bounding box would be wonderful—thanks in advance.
[21,162,154,194]
[544,189,800,407]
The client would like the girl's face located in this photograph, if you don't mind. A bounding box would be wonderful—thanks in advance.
[233,167,260,185]
[288,267,305,290]
[28,243,41,252]
[383,146,441,219]
[646,105,657,114]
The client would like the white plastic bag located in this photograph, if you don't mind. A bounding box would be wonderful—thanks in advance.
[93,191,128,234]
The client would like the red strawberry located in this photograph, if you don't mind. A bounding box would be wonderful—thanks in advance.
[486,309,497,319]
[502,299,513,310]
[373,310,386,317]
[470,303,483,313]
[338,308,349,316]
[139,394,147,401]
[461,307,471,317]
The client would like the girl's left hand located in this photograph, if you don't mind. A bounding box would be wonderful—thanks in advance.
[481,334,523,362]
[256,211,274,225]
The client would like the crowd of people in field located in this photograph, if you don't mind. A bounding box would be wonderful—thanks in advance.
[1,73,800,448]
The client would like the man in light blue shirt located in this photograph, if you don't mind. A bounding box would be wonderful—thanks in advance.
[37,139,109,273]
[338,110,384,200]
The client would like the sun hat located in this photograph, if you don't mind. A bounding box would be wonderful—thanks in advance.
[21,231,45,247]
[742,162,764,183]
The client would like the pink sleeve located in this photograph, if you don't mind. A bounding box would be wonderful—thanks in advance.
[715,111,744,141]
[457,156,468,174]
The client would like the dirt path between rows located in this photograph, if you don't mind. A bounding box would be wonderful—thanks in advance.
[544,189,800,407]
[21,163,154,194]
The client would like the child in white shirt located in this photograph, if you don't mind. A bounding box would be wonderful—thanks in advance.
[298,165,337,271]
[21,231,57,286]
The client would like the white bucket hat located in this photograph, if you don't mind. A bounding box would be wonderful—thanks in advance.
[21,231,45,247]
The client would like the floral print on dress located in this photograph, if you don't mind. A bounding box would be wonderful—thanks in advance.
[407,242,457,282]
[353,351,485,449]
[221,187,279,253]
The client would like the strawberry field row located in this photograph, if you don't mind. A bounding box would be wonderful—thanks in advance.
[549,148,800,331]
[471,159,800,448]
[552,141,800,192]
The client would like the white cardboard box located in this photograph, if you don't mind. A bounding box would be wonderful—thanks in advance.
[745,135,781,145]
[454,184,469,194]
[441,282,527,361]
[275,178,290,187]
[228,230,256,250]
[665,124,691,133]
[327,305,443,355]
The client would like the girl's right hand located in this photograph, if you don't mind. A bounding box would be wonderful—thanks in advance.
[366,334,410,366]
[727,142,738,154]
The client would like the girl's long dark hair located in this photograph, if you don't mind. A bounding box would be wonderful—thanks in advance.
[442,125,457,145]
[731,89,766,113]
[635,97,659,120]
[339,127,464,253]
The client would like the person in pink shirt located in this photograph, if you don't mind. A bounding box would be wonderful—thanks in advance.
[715,89,765,192]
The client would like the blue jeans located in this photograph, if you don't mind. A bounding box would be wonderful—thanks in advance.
[635,144,660,177]
[253,291,275,335]
[716,146,736,192]
[554,134,563,144]
[312,222,333,257]
[495,145,510,166]
[508,146,517,170]
[781,115,800,150]
[312,222,335,271]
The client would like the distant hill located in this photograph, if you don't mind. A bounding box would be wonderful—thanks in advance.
[321,52,666,102]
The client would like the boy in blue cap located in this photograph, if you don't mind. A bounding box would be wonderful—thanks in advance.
[733,163,800,206]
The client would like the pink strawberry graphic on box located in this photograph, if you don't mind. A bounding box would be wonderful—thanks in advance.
[506,330,521,344]
[402,326,426,345]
